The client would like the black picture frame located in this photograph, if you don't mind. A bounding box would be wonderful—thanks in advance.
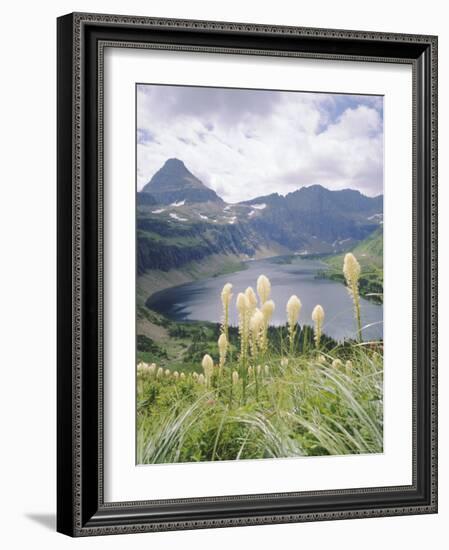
[57,12,438,537]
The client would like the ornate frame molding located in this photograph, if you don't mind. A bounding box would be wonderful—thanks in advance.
[57,12,438,537]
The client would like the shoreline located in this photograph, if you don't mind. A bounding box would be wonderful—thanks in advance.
[137,254,246,307]
[137,245,288,306]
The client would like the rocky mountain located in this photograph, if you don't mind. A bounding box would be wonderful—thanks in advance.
[142,158,223,204]
[137,159,383,274]
[242,185,382,249]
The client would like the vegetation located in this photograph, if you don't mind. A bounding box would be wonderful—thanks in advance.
[137,253,383,463]
[137,316,337,372]
[319,228,383,304]
[137,219,259,274]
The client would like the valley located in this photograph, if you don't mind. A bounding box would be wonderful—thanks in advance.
[136,158,384,360]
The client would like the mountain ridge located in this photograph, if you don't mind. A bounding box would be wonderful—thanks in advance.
[142,158,383,207]
[137,159,383,274]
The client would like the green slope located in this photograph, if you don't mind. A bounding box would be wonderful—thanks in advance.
[321,228,383,303]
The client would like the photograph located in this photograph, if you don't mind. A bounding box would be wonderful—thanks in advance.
[135,84,384,464]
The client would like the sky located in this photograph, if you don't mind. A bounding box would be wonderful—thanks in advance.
[137,84,383,203]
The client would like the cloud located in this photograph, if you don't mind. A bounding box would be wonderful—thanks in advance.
[138,84,281,125]
[137,85,383,202]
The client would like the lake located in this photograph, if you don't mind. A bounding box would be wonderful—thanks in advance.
[146,257,383,342]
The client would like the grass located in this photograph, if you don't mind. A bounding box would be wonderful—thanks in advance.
[137,252,383,464]
[137,343,383,463]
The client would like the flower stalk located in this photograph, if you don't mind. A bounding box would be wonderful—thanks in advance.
[260,299,275,355]
[257,274,271,305]
[221,283,233,344]
[312,305,325,348]
[249,308,264,359]
[202,354,214,388]
[236,292,251,402]
[286,295,302,355]
[218,333,228,370]
[343,253,362,341]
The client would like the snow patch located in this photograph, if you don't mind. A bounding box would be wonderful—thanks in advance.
[198,214,209,220]
[169,213,188,222]
[170,200,185,207]
[368,213,383,221]
[251,203,266,210]
[248,210,256,218]
[151,208,165,214]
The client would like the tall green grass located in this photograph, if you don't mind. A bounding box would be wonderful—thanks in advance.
[137,343,383,463]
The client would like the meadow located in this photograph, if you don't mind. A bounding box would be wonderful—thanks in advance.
[137,253,383,464]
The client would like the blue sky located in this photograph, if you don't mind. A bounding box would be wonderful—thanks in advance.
[137,84,383,203]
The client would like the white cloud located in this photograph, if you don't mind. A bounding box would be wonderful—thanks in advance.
[137,86,383,202]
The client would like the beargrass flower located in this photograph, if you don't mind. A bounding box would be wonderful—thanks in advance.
[236,292,250,367]
[287,295,302,327]
[232,371,239,385]
[173,371,179,380]
[138,362,155,376]
[250,308,264,334]
[157,367,163,378]
[343,253,362,341]
[218,333,228,368]
[202,354,214,386]
[221,282,233,306]
[245,286,258,315]
[149,363,156,375]
[198,373,205,385]
[257,275,271,305]
[221,283,233,342]
[312,304,325,348]
[287,294,302,354]
[236,292,249,313]
[262,299,275,322]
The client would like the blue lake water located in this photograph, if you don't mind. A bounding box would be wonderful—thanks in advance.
[146,257,383,342]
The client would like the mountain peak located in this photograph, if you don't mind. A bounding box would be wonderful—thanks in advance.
[141,159,223,205]
[163,158,188,170]
[296,184,331,196]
